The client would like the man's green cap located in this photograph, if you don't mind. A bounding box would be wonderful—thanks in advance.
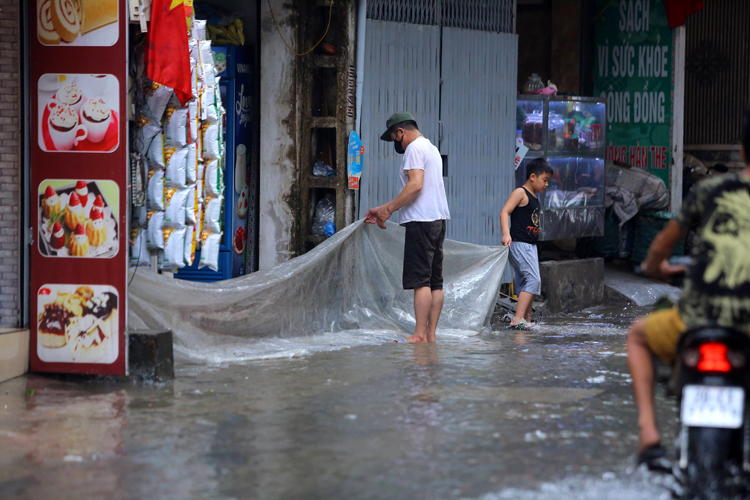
[380,112,416,141]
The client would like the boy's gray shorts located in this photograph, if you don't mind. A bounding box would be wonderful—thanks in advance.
[509,241,541,295]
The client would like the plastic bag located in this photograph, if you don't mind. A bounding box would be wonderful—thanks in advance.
[143,82,173,122]
[130,227,151,267]
[146,210,165,250]
[190,58,199,99]
[147,169,165,211]
[165,146,188,188]
[185,184,197,225]
[165,106,188,147]
[164,187,189,228]
[203,86,218,123]
[147,129,166,169]
[197,161,205,202]
[203,64,216,88]
[313,160,335,177]
[199,40,214,67]
[162,228,186,270]
[311,194,335,237]
[135,115,161,155]
[203,195,223,234]
[201,122,220,160]
[188,100,199,144]
[199,231,221,271]
[184,224,197,267]
[204,159,222,197]
[193,20,207,41]
[186,142,198,184]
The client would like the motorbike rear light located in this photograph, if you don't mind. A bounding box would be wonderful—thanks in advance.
[696,343,731,372]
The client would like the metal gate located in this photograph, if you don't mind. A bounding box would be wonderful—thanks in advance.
[360,2,518,247]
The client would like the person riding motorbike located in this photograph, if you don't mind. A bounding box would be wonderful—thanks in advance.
[627,105,750,465]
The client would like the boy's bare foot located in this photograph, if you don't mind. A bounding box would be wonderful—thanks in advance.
[637,429,661,454]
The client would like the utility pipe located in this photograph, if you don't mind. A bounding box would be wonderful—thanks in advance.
[355,0,366,134]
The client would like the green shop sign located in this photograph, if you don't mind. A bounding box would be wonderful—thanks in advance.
[593,0,674,188]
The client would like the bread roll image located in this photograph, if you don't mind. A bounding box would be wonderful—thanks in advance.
[51,0,80,42]
[38,0,61,45]
[80,0,117,35]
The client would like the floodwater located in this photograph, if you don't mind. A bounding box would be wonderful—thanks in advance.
[0,306,680,500]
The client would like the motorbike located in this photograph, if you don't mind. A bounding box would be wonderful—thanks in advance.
[672,325,750,499]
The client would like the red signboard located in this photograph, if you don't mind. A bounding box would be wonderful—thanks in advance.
[29,0,128,375]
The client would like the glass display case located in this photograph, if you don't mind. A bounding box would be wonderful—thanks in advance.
[515,96,607,241]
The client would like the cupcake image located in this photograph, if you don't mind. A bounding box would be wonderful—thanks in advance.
[80,98,111,143]
[86,207,107,246]
[56,83,84,115]
[68,222,90,257]
[48,103,87,151]
[42,185,61,219]
[64,191,86,230]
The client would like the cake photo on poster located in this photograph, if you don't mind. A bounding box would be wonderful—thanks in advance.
[37,284,119,364]
[37,0,119,47]
[38,74,120,152]
[38,179,119,258]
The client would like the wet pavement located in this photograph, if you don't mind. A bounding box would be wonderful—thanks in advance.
[0,306,679,500]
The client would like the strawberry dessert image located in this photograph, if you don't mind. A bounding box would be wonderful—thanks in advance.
[64,192,86,230]
[42,185,61,219]
[68,223,89,256]
[75,181,89,208]
[49,221,65,251]
[86,207,107,246]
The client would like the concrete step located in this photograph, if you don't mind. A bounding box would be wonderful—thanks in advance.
[604,266,681,307]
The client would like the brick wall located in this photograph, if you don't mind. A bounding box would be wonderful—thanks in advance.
[0,0,21,327]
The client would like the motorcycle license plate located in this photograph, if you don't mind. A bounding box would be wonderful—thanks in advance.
[681,385,745,429]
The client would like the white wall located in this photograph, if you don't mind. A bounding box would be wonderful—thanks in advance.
[259,0,298,269]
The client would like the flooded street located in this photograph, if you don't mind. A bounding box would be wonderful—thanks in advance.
[0,306,679,500]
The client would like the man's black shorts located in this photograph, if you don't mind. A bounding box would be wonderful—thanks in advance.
[402,220,447,290]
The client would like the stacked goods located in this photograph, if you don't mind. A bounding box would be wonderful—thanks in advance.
[131,18,226,273]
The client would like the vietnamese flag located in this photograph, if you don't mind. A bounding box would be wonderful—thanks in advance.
[146,0,192,105]
[663,0,704,29]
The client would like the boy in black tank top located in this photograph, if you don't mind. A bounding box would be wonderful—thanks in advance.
[500,158,554,330]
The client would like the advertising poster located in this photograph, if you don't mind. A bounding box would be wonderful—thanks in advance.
[29,0,128,375]
[593,0,674,188]
[348,131,363,190]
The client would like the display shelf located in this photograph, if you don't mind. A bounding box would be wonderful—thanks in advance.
[312,56,337,68]
[309,176,339,188]
[516,95,607,241]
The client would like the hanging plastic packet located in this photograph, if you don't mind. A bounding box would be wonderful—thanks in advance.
[193,20,207,41]
[164,106,188,148]
[204,159,222,197]
[185,184,197,225]
[130,228,151,267]
[197,161,205,202]
[188,100,199,144]
[146,129,166,169]
[203,195,223,234]
[186,142,198,183]
[164,187,189,227]
[190,58,200,101]
[184,224,197,267]
[143,81,174,122]
[199,231,221,271]
[203,64,216,88]
[204,86,218,123]
[189,40,200,66]
[146,210,165,250]
[215,76,224,114]
[135,115,161,155]
[165,146,188,188]
[199,40,214,67]
[147,169,165,211]
[162,227,186,269]
[201,122,220,160]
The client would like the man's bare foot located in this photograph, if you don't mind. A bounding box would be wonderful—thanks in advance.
[391,334,428,343]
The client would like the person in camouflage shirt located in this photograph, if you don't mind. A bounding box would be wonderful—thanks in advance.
[627,105,750,464]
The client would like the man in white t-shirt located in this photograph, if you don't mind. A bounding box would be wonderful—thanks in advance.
[365,112,451,343]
